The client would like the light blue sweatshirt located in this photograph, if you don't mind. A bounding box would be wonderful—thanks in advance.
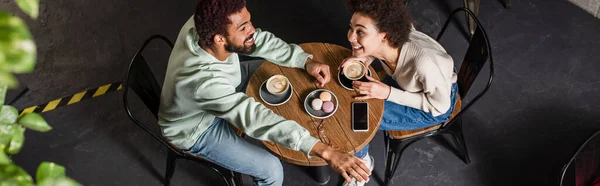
[158,17,319,156]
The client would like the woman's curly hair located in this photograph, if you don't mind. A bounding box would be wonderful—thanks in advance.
[194,0,246,47]
[347,0,412,48]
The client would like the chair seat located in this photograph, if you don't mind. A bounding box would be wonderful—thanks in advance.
[388,95,462,139]
[167,142,206,161]
[229,122,244,136]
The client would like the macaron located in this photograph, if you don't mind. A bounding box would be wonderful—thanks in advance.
[311,98,323,110]
[322,101,334,113]
[319,92,332,102]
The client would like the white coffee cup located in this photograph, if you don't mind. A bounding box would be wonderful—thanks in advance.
[343,61,367,80]
[266,75,290,95]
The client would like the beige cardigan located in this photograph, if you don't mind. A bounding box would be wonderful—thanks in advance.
[382,27,457,116]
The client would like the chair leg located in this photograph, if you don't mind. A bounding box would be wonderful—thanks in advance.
[384,147,398,186]
[384,138,416,186]
[448,120,471,164]
[311,166,331,185]
[165,151,177,186]
[384,132,390,160]
[222,170,234,186]
[205,163,234,186]
[230,171,243,186]
[463,0,480,37]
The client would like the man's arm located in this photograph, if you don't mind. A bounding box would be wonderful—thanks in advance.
[249,29,311,69]
[195,74,318,155]
[250,29,332,87]
[194,71,369,182]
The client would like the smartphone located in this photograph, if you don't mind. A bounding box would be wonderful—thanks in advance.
[352,102,369,132]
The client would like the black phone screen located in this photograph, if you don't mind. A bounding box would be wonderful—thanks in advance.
[352,102,369,131]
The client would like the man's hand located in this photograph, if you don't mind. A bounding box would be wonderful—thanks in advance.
[305,58,331,87]
[310,142,371,183]
[352,75,391,100]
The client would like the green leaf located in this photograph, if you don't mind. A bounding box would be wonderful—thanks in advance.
[17,113,50,132]
[0,164,34,186]
[0,71,17,88]
[38,177,81,186]
[0,123,23,155]
[0,122,16,148]
[0,106,19,123]
[14,0,39,19]
[0,150,10,165]
[0,123,10,164]
[0,12,37,74]
[36,162,65,183]
[0,85,6,106]
[5,125,24,154]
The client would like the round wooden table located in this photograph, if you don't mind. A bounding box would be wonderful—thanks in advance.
[245,43,384,167]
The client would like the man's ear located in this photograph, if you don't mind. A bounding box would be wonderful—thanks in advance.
[213,34,226,46]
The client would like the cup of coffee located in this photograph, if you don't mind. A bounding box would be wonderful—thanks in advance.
[266,75,290,96]
[343,61,367,80]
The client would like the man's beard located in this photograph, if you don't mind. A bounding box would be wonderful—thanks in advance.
[225,35,256,55]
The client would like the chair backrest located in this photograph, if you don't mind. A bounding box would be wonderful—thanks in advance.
[455,28,489,97]
[122,35,180,153]
[561,130,600,186]
[125,54,162,117]
[436,7,494,129]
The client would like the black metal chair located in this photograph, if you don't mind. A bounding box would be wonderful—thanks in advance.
[560,130,600,186]
[462,0,510,37]
[122,35,242,186]
[383,7,494,186]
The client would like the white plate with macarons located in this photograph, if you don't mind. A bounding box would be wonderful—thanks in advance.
[303,89,338,119]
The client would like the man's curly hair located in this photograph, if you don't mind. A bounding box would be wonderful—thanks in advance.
[194,0,246,47]
[347,0,412,48]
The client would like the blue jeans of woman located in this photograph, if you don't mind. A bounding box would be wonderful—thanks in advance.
[354,76,459,158]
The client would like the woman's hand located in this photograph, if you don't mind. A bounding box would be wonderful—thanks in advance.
[352,75,391,100]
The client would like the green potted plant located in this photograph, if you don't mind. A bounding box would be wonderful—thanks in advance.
[0,0,80,185]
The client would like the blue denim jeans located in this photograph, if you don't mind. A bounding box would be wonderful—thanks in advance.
[184,60,284,186]
[184,118,284,186]
[355,76,459,158]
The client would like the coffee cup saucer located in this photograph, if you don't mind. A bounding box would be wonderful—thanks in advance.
[259,81,293,106]
[338,68,373,90]
[304,89,338,119]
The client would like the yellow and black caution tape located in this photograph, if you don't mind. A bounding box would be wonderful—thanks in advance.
[18,82,123,116]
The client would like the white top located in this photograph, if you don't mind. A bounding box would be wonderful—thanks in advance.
[382,27,457,116]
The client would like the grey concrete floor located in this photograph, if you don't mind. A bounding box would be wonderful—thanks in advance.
[3,0,600,185]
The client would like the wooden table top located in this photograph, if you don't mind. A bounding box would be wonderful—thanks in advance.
[245,42,384,166]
